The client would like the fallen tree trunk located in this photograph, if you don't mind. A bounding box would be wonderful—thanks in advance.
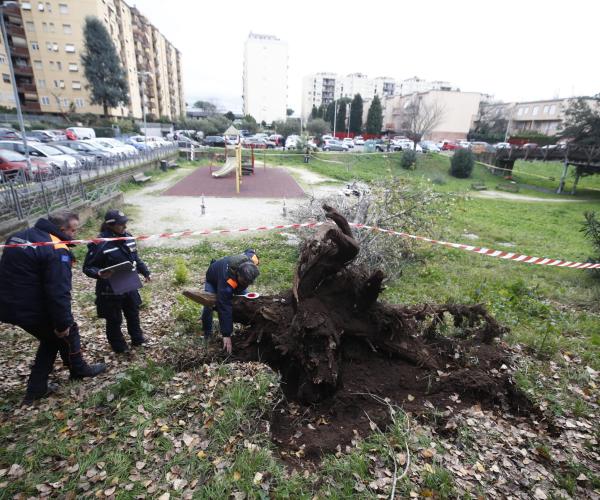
[185,205,508,403]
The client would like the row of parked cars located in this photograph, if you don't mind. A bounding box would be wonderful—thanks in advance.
[0,126,173,181]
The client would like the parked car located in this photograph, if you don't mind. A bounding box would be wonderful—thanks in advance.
[176,136,202,148]
[203,136,226,148]
[51,143,98,166]
[522,143,539,149]
[66,127,96,140]
[354,136,365,146]
[269,134,285,147]
[440,140,459,151]
[0,128,21,140]
[124,137,152,151]
[419,141,440,152]
[321,135,334,141]
[458,140,471,149]
[342,137,355,149]
[0,149,53,180]
[493,142,512,149]
[0,140,79,173]
[470,141,495,154]
[87,138,137,155]
[322,139,349,152]
[285,135,300,150]
[56,140,112,160]
[47,129,68,141]
[27,130,55,143]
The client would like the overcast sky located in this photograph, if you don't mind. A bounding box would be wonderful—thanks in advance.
[131,0,599,114]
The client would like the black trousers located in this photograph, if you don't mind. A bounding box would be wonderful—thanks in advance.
[97,292,144,352]
[21,322,85,396]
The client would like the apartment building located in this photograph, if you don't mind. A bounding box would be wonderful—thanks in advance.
[243,32,288,124]
[398,76,458,96]
[301,72,397,120]
[383,90,482,140]
[0,0,184,120]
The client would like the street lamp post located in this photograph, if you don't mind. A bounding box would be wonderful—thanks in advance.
[0,7,31,173]
[333,100,338,137]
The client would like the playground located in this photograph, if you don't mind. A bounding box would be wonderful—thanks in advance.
[164,144,305,198]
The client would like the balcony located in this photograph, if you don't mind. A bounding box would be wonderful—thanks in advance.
[10,45,29,57]
[18,82,36,93]
[7,25,25,38]
[22,102,41,113]
[13,65,33,76]
[4,4,21,16]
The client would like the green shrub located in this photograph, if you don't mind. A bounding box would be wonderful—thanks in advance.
[450,148,474,178]
[401,149,417,169]
[173,258,189,285]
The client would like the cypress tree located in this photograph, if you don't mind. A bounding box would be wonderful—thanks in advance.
[366,95,383,135]
[349,93,363,134]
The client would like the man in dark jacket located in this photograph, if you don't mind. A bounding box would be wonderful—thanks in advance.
[83,210,151,353]
[0,211,106,404]
[202,249,259,353]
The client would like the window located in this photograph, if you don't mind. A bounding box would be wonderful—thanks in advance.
[62,24,72,34]
[517,107,524,116]
[31,41,40,51]
[543,105,550,114]
[549,105,556,114]
[33,60,42,69]
[532,106,539,116]
[65,43,75,53]
[68,63,78,72]
[523,107,529,114]
[0,54,6,65]
[42,22,48,32]
[2,74,10,83]
[38,2,44,11]
[53,43,58,52]
[59,3,68,14]
[22,2,32,9]
[40,96,50,105]
[46,2,52,12]
[74,98,84,108]
[56,61,62,70]
[49,22,55,33]
[46,42,52,51]
[49,60,55,69]
[72,81,81,90]
[37,79,46,88]
[26,21,35,32]
[62,98,69,107]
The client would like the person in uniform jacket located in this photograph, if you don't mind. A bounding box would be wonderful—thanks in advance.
[83,210,151,353]
[0,211,106,404]
[201,249,260,354]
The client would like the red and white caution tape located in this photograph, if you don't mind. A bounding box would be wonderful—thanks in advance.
[1,221,598,270]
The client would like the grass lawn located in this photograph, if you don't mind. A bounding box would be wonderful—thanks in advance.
[1,154,599,498]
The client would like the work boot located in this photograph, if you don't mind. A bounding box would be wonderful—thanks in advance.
[70,363,107,381]
[22,382,59,405]
[131,337,148,348]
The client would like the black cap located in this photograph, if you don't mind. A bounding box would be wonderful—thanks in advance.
[104,209,128,225]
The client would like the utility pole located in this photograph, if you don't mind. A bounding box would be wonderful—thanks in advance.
[0,6,31,172]
[346,102,350,138]
[333,100,337,137]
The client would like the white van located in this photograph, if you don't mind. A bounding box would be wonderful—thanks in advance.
[66,127,96,140]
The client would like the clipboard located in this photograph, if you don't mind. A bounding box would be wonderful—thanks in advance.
[101,261,142,294]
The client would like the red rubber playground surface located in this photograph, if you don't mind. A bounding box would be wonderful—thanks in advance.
[163,166,306,198]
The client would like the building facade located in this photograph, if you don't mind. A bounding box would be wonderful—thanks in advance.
[0,0,184,120]
[301,72,397,120]
[383,90,482,141]
[397,76,457,96]
[243,32,287,124]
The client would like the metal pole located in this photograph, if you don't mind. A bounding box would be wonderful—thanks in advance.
[333,100,337,137]
[0,7,32,172]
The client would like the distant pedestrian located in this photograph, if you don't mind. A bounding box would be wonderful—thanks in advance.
[83,210,151,353]
[0,211,106,404]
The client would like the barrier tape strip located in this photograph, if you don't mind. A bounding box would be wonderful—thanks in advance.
[1,221,598,270]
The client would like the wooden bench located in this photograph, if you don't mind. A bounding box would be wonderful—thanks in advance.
[132,172,152,183]
[159,160,179,171]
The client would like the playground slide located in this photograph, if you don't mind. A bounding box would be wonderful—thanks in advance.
[212,156,238,178]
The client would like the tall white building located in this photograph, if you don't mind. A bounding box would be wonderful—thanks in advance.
[243,33,288,124]
[398,77,458,96]
[301,72,396,119]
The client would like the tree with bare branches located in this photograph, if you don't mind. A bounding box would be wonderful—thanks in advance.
[399,96,445,147]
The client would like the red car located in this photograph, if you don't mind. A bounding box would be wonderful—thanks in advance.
[0,149,53,181]
[441,141,459,151]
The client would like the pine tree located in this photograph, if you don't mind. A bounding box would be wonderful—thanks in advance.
[325,102,335,129]
[311,105,318,120]
[336,98,350,134]
[366,95,383,135]
[81,17,129,117]
[317,103,326,119]
[349,94,363,134]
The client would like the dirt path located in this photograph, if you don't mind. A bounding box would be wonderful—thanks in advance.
[472,190,592,202]
[124,166,342,247]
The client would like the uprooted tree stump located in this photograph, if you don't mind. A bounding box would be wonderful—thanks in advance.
[186,205,519,407]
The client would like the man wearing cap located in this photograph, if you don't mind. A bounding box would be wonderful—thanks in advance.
[83,210,151,353]
[0,211,106,404]
[201,249,260,354]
